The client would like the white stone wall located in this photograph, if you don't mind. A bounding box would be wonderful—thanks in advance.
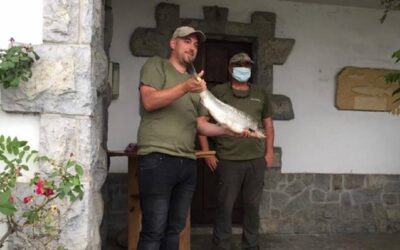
[1,0,109,249]
[108,0,400,174]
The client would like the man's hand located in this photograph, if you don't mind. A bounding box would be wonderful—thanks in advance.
[205,155,218,172]
[182,70,206,93]
[223,127,258,138]
[265,152,273,169]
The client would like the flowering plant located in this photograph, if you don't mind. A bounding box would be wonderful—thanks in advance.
[0,135,84,249]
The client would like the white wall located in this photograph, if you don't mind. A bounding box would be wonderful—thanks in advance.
[108,0,400,174]
[0,0,42,165]
[0,0,42,245]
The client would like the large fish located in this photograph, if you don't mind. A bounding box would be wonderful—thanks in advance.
[199,90,265,138]
[189,63,265,138]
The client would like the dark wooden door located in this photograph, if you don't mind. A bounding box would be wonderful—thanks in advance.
[191,40,252,225]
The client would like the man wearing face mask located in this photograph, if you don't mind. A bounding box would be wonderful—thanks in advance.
[198,52,275,250]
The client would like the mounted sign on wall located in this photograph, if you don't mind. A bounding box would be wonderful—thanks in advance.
[336,67,400,112]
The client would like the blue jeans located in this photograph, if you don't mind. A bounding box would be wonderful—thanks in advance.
[137,153,197,250]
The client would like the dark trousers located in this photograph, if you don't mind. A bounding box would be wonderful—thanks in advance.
[212,157,266,250]
[137,153,197,250]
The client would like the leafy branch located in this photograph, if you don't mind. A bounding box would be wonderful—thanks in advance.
[0,38,40,89]
[384,50,400,115]
[380,0,400,23]
[0,135,84,249]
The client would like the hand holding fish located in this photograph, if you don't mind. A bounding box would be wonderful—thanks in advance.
[182,70,206,93]
[223,127,261,138]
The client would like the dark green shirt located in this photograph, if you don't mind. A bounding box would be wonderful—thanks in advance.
[209,83,273,160]
[137,56,202,159]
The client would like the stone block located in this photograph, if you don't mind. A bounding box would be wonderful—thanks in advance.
[285,181,306,197]
[251,12,276,37]
[301,174,314,187]
[366,175,387,189]
[271,95,294,121]
[259,191,270,219]
[264,168,284,190]
[277,218,294,234]
[282,190,310,216]
[271,209,280,219]
[43,0,80,43]
[130,28,170,58]
[80,0,104,45]
[326,191,340,202]
[293,218,329,234]
[262,39,296,65]
[387,207,400,220]
[203,6,228,23]
[278,183,287,191]
[311,189,326,202]
[332,175,343,190]
[156,3,180,29]
[384,182,400,193]
[39,114,107,188]
[287,174,295,183]
[387,222,400,232]
[314,174,330,191]
[385,175,400,181]
[331,220,377,233]
[260,218,276,233]
[272,147,282,168]
[351,205,363,220]
[383,194,398,205]
[341,192,352,208]
[271,191,290,209]
[351,188,382,204]
[344,175,365,189]
[361,203,374,219]
[314,203,340,219]
[374,203,388,220]
[1,45,95,116]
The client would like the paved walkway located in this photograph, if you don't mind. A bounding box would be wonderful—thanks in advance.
[191,233,400,250]
[107,232,400,250]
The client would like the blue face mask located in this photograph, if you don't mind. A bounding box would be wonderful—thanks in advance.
[232,67,251,82]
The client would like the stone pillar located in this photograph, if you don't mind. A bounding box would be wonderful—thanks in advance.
[1,0,110,249]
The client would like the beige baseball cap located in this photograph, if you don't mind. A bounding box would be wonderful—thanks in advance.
[171,26,206,43]
[229,52,254,65]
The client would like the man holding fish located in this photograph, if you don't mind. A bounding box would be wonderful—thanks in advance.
[199,52,275,250]
[136,26,256,250]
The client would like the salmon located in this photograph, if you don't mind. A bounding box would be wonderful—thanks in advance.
[189,63,265,138]
[199,90,265,138]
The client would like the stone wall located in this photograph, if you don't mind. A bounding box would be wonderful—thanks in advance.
[105,171,400,236]
[260,169,400,234]
[1,0,110,249]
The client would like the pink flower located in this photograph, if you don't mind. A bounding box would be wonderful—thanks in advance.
[35,179,54,197]
[23,196,32,204]
[44,188,54,196]
[35,179,44,195]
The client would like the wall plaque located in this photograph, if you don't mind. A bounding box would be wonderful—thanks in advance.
[336,67,400,112]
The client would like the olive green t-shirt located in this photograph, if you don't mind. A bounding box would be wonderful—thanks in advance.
[208,83,273,160]
[137,56,202,159]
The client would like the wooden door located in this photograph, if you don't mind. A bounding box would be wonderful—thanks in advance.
[191,40,252,225]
